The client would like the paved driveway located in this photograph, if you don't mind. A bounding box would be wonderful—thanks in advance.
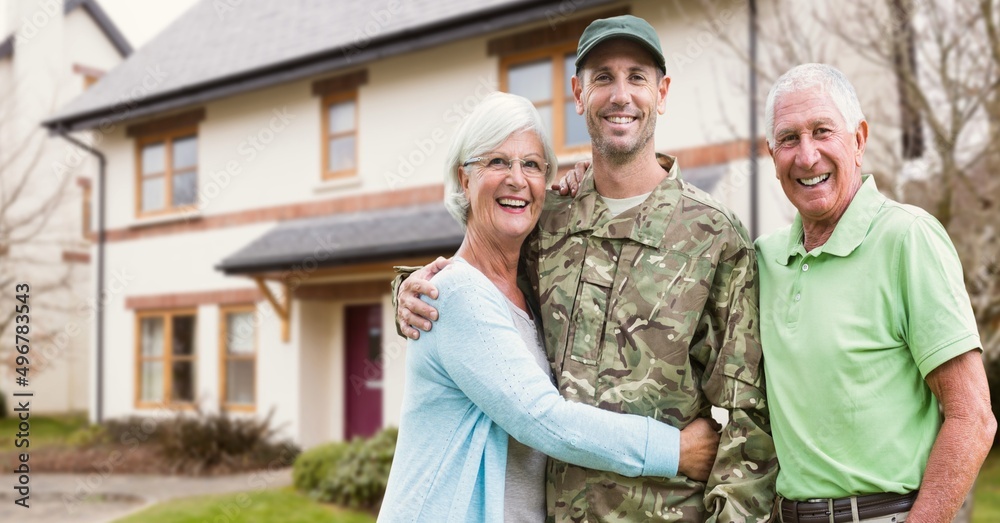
[0,468,292,523]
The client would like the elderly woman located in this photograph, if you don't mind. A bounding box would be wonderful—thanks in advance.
[378,93,715,522]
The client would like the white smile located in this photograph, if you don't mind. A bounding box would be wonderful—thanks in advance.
[497,198,527,208]
[798,173,830,186]
[606,116,636,124]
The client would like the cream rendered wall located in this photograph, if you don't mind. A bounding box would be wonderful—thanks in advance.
[324,301,346,444]
[256,293,299,441]
[195,81,321,216]
[99,127,139,230]
[360,39,497,193]
[63,7,123,73]
[634,0,754,151]
[298,300,336,449]
[0,57,10,90]
[196,305,221,411]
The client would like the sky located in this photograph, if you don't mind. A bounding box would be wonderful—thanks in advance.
[98,0,200,48]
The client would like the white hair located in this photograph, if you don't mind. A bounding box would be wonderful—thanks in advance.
[764,63,866,144]
[443,92,558,228]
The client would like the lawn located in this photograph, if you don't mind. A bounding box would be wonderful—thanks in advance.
[113,488,376,523]
[0,411,88,450]
[973,448,1000,523]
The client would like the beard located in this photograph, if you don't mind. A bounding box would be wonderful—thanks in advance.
[587,107,657,164]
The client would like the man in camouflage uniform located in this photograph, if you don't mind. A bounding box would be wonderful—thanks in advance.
[397,15,777,522]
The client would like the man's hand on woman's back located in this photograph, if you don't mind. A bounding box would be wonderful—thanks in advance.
[396,256,451,340]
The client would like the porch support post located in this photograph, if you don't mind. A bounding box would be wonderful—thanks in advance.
[254,277,291,342]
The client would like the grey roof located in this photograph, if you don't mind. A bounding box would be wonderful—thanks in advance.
[0,35,12,60]
[1,0,131,61]
[217,202,464,275]
[43,0,616,131]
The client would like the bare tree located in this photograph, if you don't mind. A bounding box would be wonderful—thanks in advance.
[691,0,999,520]
[0,86,83,376]
[697,0,999,361]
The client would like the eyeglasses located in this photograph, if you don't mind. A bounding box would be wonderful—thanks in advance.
[462,154,549,178]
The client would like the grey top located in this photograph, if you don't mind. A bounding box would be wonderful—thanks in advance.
[504,298,549,522]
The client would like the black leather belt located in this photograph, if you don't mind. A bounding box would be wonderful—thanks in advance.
[779,491,917,523]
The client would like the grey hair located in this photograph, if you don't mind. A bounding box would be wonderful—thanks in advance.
[443,91,558,228]
[764,63,865,144]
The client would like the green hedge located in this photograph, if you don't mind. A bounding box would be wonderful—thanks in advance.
[293,427,398,510]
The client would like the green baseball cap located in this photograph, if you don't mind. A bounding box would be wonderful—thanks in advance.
[575,15,666,73]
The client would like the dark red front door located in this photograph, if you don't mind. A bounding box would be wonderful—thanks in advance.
[345,304,383,440]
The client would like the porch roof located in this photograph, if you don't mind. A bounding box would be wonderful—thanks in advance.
[216,202,464,275]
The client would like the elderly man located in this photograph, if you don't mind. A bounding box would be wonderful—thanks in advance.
[396,14,777,522]
[757,63,996,523]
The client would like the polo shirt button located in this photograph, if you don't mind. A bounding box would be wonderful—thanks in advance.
[794,293,801,301]
[802,263,809,271]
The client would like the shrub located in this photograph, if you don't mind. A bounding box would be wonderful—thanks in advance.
[293,439,349,492]
[295,427,398,510]
[100,409,300,474]
[155,408,300,474]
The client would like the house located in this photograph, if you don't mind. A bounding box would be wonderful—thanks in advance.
[0,0,130,414]
[41,0,821,448]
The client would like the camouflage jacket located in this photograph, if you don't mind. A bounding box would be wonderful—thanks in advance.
[522,155,777,522]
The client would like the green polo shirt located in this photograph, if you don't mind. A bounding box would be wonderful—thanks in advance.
[756,175,981,500]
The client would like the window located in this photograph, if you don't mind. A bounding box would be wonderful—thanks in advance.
[136,310,197,407]
[321,91,358,179]
[312,70,367,181]
[502,43,589,155]
[220,306,256,410]
[135,129,198,216]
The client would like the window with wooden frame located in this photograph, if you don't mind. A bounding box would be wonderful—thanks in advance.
[220,305,257,410]
[135,129,198,216]
[321,91,359,179]
[313,69,367,181]
[127,109,205,218]
[501,42,590,155]
[136,310,197,408]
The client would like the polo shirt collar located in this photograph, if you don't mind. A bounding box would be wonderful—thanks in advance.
[778,174,885,265]
[567,153,680,249]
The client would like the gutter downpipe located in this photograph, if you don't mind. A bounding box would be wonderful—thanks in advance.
[54,128,106,424]
[749,0,759,239]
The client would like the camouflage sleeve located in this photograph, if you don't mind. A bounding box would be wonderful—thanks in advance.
[390,265,422,338]
[697,241,778,523]
[517,228,541,312]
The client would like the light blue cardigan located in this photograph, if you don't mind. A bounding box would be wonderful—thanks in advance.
[378,260,680,523]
